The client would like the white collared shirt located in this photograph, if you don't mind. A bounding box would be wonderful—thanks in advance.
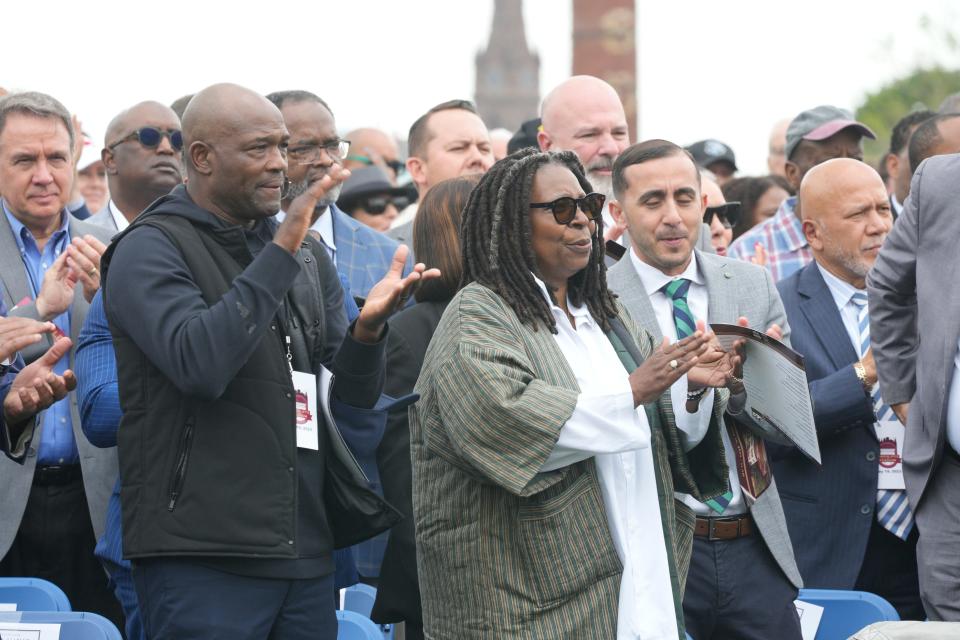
[629,249,747,516]
[275,208,337,264]
[535,277,678,640]
[108,200,130,232]
[891,193,904,216]
[391,201,417,229]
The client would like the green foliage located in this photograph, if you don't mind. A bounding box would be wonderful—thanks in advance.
[856,66,960,167]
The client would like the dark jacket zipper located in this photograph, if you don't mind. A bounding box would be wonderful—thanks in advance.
[168,417,196,511]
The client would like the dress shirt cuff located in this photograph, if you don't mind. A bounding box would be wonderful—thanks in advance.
[540,377,649,472]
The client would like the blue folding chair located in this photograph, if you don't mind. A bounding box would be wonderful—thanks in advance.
[798,588,899,640]
[0,577,71,611]
[337,610,383,640]
[343,584,394,639]
[0,611,121,639]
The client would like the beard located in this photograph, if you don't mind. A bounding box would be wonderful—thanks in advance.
[286,176,342,211]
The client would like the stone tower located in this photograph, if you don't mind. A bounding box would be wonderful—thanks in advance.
[474,0,541,131]
[572,0,637,139]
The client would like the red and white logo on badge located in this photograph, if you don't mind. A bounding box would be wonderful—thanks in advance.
[879,437,901,469]
[295,389,313,425]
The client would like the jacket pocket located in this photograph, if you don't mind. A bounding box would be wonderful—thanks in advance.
[517,470,622,607]
[167,417,196,511]
[778,489,818,504]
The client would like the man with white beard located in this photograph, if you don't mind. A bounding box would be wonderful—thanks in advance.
[538,76,712,252]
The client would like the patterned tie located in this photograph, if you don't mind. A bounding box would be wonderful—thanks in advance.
[850,291,914,540]
[663,279,736,514]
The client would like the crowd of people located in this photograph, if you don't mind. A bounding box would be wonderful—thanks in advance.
[0,74,958,640]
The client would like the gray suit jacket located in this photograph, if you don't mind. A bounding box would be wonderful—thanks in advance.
[607,249,803,588]
[868,153,960,509]
[0,212,117,555]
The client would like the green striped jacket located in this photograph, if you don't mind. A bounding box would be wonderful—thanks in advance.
[411,283,729,638]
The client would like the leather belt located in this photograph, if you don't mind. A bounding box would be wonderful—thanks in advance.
[695,514,753,541]
[33,464,82,486]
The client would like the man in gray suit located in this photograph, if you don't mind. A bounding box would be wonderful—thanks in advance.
[868,151,960,620]
[0,91,119,623]
[88,101,183,232]
[607,139,802,640]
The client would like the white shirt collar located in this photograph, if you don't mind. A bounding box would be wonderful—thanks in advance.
[275,207,336,252]
[531,273,594,327]
[108,200,130,232]
[629,248,703,298]
[816,261,863,310]
[890,193,903,215]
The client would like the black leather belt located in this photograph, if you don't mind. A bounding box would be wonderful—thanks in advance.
[695,514,753,540]
[33,464,82,486]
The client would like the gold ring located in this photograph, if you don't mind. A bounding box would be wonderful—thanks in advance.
[88,267,99,277]
[669,359,679,370]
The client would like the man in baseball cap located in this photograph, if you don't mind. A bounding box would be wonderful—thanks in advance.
[727,105,875,281]
[686,139,738,185]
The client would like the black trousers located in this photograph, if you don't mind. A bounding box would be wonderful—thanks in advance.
[683,531,801,640]
[0,471,124,632]
[855,518,924,620]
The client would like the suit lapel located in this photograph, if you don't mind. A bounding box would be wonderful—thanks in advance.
[699,251,738,327]
[0,209,32,310]
[608,257,663,340]
[796,264,858,369]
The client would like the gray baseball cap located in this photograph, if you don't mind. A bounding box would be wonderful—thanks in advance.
[785,105,876,160]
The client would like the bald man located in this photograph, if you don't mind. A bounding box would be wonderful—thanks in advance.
[540,75,714,251]
[100,83,432,639]
[767,118,791,177]
[343,127,404,185]
[88,101,183,232]
[774,159,923,620]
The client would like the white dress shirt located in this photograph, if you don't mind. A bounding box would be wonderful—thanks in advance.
[274,208,337,264]
[946,343,960,454]
[535,277,678,640]
[629,249,747,516]
[391,201,417,229]
[108,200,130,232]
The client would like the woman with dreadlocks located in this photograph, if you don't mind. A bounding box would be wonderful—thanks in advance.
[410,148,730,639]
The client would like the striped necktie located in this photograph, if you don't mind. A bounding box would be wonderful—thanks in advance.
[850,291,914,540]
[662,278,735,514]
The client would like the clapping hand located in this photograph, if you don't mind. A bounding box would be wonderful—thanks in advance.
[3,337,76,426]
[687,320,743,392]
[628,332,710,406]
[353,245,441,343]
[0,317,57,363]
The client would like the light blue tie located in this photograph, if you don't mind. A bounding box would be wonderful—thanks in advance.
[851,292,914,540]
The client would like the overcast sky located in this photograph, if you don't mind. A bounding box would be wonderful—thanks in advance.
[3,0,957,174]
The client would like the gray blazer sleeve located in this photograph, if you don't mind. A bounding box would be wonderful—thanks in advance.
[867,162,922,405]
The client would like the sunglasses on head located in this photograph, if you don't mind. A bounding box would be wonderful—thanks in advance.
[529,192,606,225]
[359,194,409,215]
[703,201,741,229]
[108,127,183,152]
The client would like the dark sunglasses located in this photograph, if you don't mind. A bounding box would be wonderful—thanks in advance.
[359,194,409,215]
[529,192,606,225]
[703,201,741,229]
[108,127,183,152]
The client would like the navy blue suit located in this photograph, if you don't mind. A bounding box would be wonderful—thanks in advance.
[775,263,922,619]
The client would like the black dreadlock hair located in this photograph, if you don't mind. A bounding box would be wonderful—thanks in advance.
[459,147,619,334]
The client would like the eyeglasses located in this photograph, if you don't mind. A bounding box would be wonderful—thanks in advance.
[703,201,741,229]
[345,154,405,176]
[529,192,606,225]
[357,194,410,215]
[108,127,183,151]
[289,139,351,165]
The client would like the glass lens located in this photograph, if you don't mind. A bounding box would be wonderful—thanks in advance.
[582,193,605,220]
[170,130,184,151]
[391,196,410,210]
[334,140,350,159]
[363,197,389,214]
[137,127,161,147]
[552,197,577,224]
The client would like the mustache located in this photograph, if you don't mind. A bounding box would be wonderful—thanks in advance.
[587,156,614,172]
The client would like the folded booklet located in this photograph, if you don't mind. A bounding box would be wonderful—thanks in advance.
[710,323,821,465]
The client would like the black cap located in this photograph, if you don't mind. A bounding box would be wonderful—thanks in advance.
[336,167,409,211]
[508,118,541,155]
[685,139,738,172]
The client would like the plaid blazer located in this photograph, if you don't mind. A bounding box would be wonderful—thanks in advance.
[410,283,728,638]
[330,205,413,300]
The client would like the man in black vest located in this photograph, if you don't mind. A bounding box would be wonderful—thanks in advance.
[100,83,436,640]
